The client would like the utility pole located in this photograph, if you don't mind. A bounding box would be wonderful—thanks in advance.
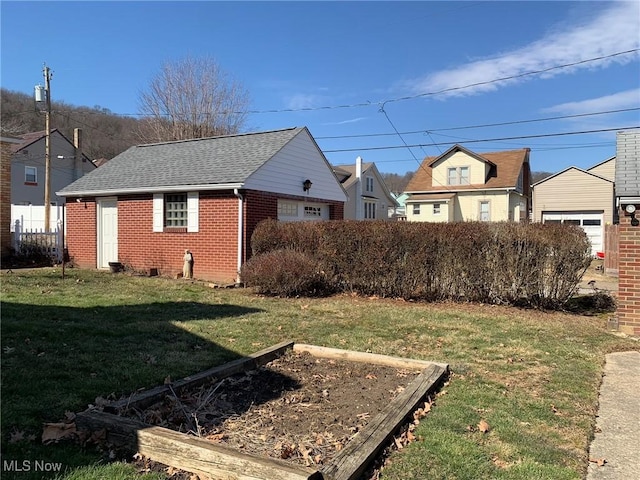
[43,64,52,231]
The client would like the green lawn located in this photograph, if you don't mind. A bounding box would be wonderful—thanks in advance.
[0,268,636,480]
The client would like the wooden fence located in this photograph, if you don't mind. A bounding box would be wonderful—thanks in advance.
[604,224,619,275]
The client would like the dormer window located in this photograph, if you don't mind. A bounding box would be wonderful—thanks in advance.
[447,166,470,185]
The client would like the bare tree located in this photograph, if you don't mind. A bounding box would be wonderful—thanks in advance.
[137,55,250,143]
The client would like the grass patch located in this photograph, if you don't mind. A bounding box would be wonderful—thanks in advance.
[1,268,636,480]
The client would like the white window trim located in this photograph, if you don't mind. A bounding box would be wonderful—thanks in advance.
[153,192,199,232]
[412,203,421,215]
[479,200,491,222]
[433,203,441,215]
[187,192,199,232]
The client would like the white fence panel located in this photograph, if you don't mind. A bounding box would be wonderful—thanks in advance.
[11,205,65,232]
[12,220,64,262]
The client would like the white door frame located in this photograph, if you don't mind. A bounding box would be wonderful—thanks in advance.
[97,197,118,268]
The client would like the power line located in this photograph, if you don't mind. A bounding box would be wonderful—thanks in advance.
[383,49,640,105]
[321,126,640,153]
[315,108,640,140]
[68,48,639,117]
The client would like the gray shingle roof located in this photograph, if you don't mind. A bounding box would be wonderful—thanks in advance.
[58,127,305,196]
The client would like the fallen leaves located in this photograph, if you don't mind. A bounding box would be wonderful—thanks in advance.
[478,419,491,433]
[8,429,37,444]
[466,418,491,434]
[119,350,433,475]
[589,457,607,467]
[42,422,77,444]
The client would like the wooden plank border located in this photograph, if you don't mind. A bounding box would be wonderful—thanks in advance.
[104,340,294,413]
[320,363,447,480]
[76,342,448,480]
[294,343,448,370]
[76,411,320,480]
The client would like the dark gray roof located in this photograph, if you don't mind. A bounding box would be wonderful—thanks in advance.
[616,130,640,198]
[58,127,305,196]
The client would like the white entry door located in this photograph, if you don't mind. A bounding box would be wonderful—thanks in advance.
[98,198,118,268]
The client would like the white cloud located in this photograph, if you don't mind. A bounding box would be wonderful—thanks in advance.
[284,93,326,110]
[408,2,640,98]
[322,117,367,126]
[543,89,640,114]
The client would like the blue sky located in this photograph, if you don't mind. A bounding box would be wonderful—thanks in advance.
[1,1,639,175]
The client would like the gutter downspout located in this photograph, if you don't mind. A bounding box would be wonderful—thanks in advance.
[234,189,244,285]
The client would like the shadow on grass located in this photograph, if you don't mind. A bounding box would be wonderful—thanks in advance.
[564,292,617,316]
[1,299,299,479]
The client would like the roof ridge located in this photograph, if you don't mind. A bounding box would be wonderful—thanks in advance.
[137,127,301,148]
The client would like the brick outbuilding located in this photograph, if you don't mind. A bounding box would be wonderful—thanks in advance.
[58,127,346,283]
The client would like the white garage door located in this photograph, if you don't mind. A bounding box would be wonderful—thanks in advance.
[542,212,603,256]
[277,200,329,222]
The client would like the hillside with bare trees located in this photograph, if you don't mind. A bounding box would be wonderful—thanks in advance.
[1,88,141,161]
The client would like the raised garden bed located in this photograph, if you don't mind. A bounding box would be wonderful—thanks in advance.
[76,341,448,480]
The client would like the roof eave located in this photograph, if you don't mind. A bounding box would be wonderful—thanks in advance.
[406,186,518,194]
[57,182,245,198]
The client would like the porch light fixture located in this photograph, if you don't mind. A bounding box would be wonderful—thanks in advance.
[303,179,312,192]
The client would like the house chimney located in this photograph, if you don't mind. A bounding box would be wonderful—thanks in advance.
[355,156,363,220]
[73,128,83,180]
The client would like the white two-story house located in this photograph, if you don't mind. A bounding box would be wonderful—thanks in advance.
[333,157,398,220]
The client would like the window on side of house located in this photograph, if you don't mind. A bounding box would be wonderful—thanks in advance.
[153,192,199,232]
[25,166,37,184]
[413,203,421,215]
[433,203,441,215]
[479,201,490,221]
[364,201,376,219]
[365,176,374,192]
[447,166,470,185]
[459,166,469,185]
[165,193,188,227]
[447,167,457,185]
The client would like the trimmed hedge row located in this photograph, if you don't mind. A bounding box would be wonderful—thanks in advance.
[241,219,592,308]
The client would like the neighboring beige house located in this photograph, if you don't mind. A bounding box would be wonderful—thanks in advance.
[333,157,398,220]
[532,156,615,256]
[404,144,531,223]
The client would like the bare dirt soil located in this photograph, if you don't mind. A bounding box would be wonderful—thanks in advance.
[128,350,430,475]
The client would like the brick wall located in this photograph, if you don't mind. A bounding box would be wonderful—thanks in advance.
[66,199,97,268]
[65,190,345,283]
[617,210,640,336]
[117,192,240,283]
[1,141,12,259]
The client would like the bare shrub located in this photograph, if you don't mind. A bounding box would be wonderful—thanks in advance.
[240,249,328,297]
[249,220,592,308]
